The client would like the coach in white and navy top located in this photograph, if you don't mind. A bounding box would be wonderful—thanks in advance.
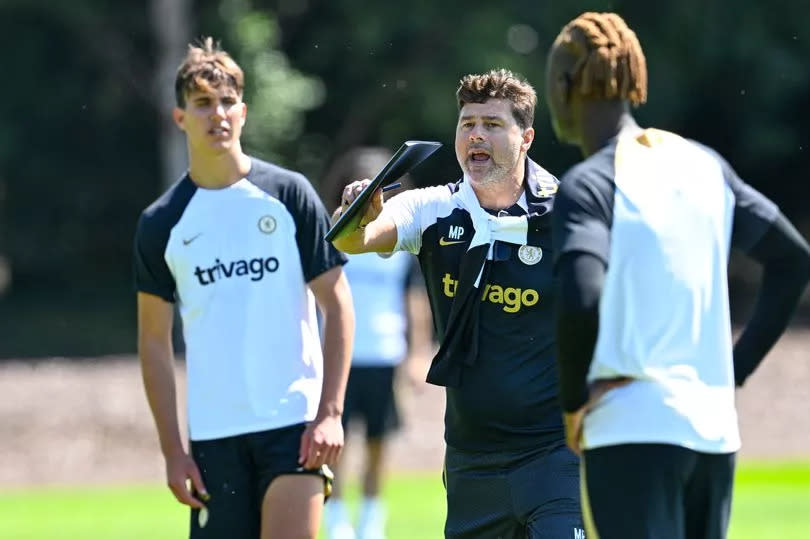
[135,158,347,441]
[332,70,587,539]
[385,160,561,451]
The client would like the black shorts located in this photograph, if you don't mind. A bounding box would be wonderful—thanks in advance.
[342,365,400,439]
[443,443,584,539]
[583,443,736,539]
[188,423,333,539]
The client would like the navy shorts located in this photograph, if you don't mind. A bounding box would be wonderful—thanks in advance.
[583,444,735,539]
[342,365,400,439]
[443,443,585,539]
[188,422,333,539]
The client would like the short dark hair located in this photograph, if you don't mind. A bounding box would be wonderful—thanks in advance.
[456,69,537,129]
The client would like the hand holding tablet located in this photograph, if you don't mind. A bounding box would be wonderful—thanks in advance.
[325,140,441,242]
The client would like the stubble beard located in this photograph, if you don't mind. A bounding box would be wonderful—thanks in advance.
[466,152,519,190]
[470,164,505,188]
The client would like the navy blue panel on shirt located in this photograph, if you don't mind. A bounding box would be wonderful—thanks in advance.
[245,158,347,283]
[133,176,197,302]
[552,143,617,270]
[552,136,779,274]
[689,142,779,253]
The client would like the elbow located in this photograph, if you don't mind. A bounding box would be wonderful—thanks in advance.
[557,302,599,330]
[331,238,361,255]
[798,247,810,283]
[762,241,810,292]
[317,271,356,324]
[787,243,810,289]
[790,229,810,282]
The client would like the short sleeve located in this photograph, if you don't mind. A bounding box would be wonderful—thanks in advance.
[384,186,452,255]
[286,174,348,282]
[552,169,614,270]
[133,214,176,302]
[384,189,427,254]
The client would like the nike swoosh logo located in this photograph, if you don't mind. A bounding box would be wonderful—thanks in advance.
[439,237,465,246]
[182,233,202,246]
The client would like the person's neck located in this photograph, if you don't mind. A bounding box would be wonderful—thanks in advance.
[579,102,639,157]
[471,157,526,211]
[188,146,252,189]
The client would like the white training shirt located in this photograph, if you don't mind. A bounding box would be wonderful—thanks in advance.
[555,129,778,453]
[134,158,346,441]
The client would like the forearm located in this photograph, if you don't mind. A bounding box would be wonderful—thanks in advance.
[139,340,185,457]
[734,214,810,385]
[317,290,354,418]
[734,262,810,385]
[330,206,366,254]
[330,202,399,255]
[556,302,599,412]
[555,252,605,412]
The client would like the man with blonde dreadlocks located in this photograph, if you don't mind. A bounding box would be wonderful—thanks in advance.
[547,12,810,539]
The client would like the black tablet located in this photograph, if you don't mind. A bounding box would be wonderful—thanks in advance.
[325,140,441,242]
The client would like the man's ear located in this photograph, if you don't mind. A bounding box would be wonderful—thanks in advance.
[521,127,535,152]
[239,102,247,127]
[561,72,574,104]
[172,107,185,131]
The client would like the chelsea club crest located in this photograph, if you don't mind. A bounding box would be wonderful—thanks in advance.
[258,215,277,234]
[518,245,543,265]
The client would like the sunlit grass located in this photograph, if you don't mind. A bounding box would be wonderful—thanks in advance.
[0,462,807,539]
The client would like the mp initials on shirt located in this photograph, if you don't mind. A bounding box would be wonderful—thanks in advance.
[448,225,465,239]
[574,528,586,539]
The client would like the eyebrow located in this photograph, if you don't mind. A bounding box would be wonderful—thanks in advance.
[459,114,505,122]
[189,94,239,106]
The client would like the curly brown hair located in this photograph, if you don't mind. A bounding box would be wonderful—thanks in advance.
[174,37,244,107]
[456,69,537,129]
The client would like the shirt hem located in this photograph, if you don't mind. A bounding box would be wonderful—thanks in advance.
[190,416,315,442]
[583,436,741,454]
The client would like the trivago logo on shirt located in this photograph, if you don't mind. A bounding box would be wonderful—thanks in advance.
[441,273,540,313]
[194,256,280,285]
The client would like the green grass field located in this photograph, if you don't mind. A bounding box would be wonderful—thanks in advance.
[1,462,808,539]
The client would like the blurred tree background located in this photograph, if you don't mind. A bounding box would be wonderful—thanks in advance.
[0,0,808,357]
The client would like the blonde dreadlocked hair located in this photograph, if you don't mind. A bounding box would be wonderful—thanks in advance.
[552,12,647,106]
